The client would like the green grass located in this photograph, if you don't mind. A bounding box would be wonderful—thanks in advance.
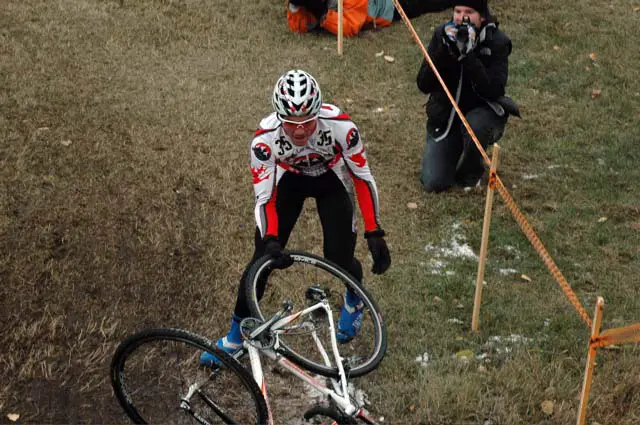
[1,0,639,423]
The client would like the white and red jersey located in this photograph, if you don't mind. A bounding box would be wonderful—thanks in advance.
[250,103,381,239]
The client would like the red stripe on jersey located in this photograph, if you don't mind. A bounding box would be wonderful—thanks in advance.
[352,178,378,232]
[327,155,341,168]
[333,113,352,120]
[264,186,279,237]
[254,128,277,137]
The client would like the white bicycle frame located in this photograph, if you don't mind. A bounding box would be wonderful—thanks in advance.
[242,298,366,425]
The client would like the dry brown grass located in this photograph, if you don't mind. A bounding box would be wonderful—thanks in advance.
[1,0,639,423]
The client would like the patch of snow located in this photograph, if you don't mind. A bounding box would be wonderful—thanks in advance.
[475,353,489,361]
[503,245,522,259]
[522,174,540,180]
[487,334,533,345]
[415,352,431,367]
[423,222,478,275]
[478,334,534,357]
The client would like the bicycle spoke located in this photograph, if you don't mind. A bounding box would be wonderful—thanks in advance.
[195,389,240,425]
[245,252,387,379]
[112,329,267,424]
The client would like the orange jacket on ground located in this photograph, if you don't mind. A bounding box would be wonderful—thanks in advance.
[287,0,395,37]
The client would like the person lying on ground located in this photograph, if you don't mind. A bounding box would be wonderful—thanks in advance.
[287,0,453,37]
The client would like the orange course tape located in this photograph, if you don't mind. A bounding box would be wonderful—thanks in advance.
[495,176,592,328]
[591,323,640,348]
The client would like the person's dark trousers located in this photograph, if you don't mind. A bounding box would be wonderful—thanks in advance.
[394,0,453,20]
[420,106,507,193]
[233,171,363,319]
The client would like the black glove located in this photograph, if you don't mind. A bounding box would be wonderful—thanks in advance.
[289,0,328,20]
[364,230,391,275]
[264,236,294,269]
[441,21,461,58]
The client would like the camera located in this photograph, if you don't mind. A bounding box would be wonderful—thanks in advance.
[456,16,472,43]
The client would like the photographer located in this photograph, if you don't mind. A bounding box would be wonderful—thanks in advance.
[416,0,519,193]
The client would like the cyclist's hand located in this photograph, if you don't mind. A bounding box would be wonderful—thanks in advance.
[264,236,294,269]
[365,230,391,275]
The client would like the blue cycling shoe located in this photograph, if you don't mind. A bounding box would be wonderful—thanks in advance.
[199,336,243,367]
[200,315,243,367]
[337,291,364,344]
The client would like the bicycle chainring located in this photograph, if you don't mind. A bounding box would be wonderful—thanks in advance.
[239,317,276,349]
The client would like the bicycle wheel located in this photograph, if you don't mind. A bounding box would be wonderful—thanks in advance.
[111,328,269,424]
[244,251,387,378]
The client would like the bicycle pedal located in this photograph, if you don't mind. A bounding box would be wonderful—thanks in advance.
[305,284,329,302]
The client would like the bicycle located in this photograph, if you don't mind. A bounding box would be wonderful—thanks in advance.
[111,250,387,424]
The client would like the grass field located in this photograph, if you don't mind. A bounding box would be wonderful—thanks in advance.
[1,0,639,423]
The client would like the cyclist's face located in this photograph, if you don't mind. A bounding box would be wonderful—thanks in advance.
[280,115,318,146]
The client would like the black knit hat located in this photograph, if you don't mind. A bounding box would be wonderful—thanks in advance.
[455,0,488,15]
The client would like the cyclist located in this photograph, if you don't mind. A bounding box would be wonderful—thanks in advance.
[201,69,391,365]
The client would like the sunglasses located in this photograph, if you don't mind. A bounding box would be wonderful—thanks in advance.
[278,115,318,126]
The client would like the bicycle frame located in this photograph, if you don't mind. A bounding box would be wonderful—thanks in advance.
[242,298,373,425]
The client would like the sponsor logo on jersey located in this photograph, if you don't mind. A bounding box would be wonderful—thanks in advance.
[252,143,271,161]
[291,153,326,166]
[346,128,359,149]
[251,165,269,184]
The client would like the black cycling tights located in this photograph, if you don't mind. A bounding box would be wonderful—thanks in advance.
[233,171,363,319]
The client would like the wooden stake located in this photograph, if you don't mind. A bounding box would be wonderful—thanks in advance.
[337,0,343,55]
[576,296,604,425]
[471,144,500,332]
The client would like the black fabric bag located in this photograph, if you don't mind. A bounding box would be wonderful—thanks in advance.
[496,95,521,118]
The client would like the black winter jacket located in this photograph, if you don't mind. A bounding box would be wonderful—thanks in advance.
[417,20,512,129]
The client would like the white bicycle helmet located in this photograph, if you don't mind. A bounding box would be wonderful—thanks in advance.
[272,70,322,118]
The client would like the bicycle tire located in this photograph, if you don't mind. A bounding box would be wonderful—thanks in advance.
[111,328,269,424]
[244,251,387,378]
